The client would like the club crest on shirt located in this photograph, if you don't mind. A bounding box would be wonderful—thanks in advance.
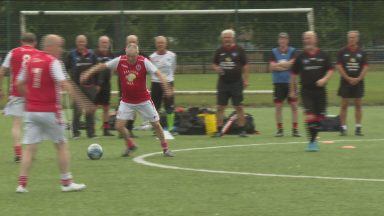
[225,57,232,62]
[231,52,238,57]
[136,64,142,71]
[125,70,138,85]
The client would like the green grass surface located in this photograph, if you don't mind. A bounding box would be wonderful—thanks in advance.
[2,71,383,108]
[1,106,384,216]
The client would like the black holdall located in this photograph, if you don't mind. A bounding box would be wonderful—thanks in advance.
[223,111,257,135]
[319,115,341,132]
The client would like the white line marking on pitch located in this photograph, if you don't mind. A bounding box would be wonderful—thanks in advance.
[133,138,384,182]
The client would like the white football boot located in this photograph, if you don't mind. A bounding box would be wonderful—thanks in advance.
[16,185,28,193]
[61,182,87,192]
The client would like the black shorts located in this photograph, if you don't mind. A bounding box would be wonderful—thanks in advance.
[150,82,174,112]
[301,88,327,116]
[338,80,364,98]
[95,88,111,105]
[80,85,98,103]
[217,80,244,106]
[273,83,295,103]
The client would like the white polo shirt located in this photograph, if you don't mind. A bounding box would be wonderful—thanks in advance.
[149,50,176,83]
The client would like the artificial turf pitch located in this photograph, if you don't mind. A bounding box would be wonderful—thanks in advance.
[1,106,384,216]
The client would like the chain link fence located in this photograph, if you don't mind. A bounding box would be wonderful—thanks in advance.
[1,1,384,73]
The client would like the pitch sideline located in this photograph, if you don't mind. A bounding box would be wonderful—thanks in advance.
[133,138,384,182]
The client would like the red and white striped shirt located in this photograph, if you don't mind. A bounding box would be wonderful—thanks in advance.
[106,55,158,104]
[2,45,39,97]
[18,51,66,113]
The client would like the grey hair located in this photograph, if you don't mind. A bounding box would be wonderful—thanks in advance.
[303,31,317,38]
[98,35,110,42]
[155,35,167,42]
[221,29,236,38]
[126,43,139,53]
[42,34,63,49]
[348,30,360,39]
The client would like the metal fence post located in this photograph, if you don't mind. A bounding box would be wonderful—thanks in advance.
[120,1,125,45]
[202,52,206,74]
[6,0,11,51]
[234,0,239,31]
[348,1,353,30]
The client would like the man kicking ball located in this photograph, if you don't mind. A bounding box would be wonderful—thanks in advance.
[81,43,174,157]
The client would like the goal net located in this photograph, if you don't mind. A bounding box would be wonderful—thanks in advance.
[19,8,314,95]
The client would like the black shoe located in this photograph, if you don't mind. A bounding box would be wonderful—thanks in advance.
[121,146,138,157]
[292,129,301,137]
[239,131,248,137]
[73,133,81,139]
[15,156,21,163]
[355,127,364,136]
[212,131,222,138]
[340,128,347,136]
[275,129,284,137]
[103,129,114,136]
[88,134,98,139]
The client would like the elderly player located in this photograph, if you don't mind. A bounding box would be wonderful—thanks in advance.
[15,34,88,193]
[0,32,39,162]
[149,36,177,132]
[81,43,174,157]
[337,31,368,136]
[94,35,115,136]
[212,29,250,137]
[116,35,146,138]
[290,31,334,152]
[65,35,98,138]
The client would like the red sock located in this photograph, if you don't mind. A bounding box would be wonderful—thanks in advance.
[18,176,28,187]
[61,173,73,186]
[61,178,72,186]
[14,145,22,157]
[277,123,283,129]
[126,138,136,148]
[293,122,298,129]
[103,122,110,129]
[161,141,169,151]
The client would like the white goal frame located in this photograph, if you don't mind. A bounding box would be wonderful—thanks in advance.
[20,8,314,35]
[19,8,314,95]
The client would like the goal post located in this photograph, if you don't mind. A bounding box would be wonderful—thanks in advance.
[19,8,314,96]
[20,8,315,34]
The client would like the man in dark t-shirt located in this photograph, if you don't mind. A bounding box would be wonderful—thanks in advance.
[212,29,249,137]
[95,36,115,136]
[337,31,368,136]
[290,31,334,152]
[65,35,98,138]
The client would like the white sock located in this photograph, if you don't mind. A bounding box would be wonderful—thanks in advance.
[341,125,347,130]
[356,124,362,128]
[61,172,73,180]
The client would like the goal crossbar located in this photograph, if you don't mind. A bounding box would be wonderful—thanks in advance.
[20,8,314,33]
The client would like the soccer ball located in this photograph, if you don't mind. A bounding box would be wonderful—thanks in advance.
[87,143,103,160]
